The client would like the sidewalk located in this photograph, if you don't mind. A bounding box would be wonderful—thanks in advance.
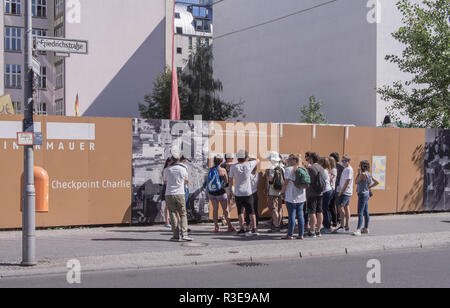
[1,213,449,278]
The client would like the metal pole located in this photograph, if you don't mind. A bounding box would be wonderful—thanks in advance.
[22,0,36,267]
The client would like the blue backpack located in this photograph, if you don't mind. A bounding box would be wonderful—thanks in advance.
[207,167,224,193]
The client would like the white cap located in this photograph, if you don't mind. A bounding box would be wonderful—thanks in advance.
[267,151,281,162]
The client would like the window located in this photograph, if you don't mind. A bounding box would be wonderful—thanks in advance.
[32,0,47,18]
[12,101,22,114]
[177,47,182,54]
[32,29,47,37]
[55,62,64,89]
[5,0,21,15]
[5,64,22,88]
[54,25,64,37]
[189,37,193,50]
[54,0,64,17]
[175,12,180,19]
[5,27,22,51]
[55,99,64,115]
[38,66,47,89]
[176,27,183,34]
[34,102,47,115]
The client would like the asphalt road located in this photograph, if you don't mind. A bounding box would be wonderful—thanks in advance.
[0,247,449,288]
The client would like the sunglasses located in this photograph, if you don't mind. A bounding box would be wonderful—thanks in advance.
[342,160,349,163]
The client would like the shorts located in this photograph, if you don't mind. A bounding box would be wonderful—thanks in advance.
[208,193,227,201]
[268,195,283,212]
[235,195,255,216]
[338,194,352,207]
[307,196,323,215]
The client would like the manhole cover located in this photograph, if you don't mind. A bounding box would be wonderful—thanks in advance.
[184,253,203,257]
[181,242,209,247]
[229,251,240,254]
[235,262,268,268]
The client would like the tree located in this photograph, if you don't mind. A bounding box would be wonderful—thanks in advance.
[138,66,187,120]
[377,0,450,128]
[139,43,245,121]
[300,96,328,124]
[181,42,244,121]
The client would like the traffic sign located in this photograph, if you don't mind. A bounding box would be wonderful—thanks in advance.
[17,132,34,146]
[35,36,88,54]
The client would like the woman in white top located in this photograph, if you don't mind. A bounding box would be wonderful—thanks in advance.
[319,157,334,233]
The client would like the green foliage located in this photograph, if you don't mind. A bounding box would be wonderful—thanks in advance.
[139,43,245,121]
[300,96,328,124]
[377,0,450,128]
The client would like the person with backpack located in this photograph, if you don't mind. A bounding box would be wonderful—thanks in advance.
[280,154,309,240]
[353,160,379,236]
[229,150,260,236]
[306,152,327,238]
[207,155,235,233]
[266,151,285,233]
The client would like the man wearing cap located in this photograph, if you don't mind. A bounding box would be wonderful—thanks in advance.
[163,153,193,242]
[266,151,285,233]
[229,150,260,235]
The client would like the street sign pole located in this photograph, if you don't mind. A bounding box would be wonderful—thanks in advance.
[22,0,36,267]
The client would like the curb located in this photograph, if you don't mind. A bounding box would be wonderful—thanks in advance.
[1,232,450,279]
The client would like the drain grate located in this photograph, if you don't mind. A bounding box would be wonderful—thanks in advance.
[235,262,268,268]
[228,251,240,254]
[184,253,203,257]
[181,242,209,247]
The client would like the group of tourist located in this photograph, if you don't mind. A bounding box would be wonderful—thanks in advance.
[161,150,380,242]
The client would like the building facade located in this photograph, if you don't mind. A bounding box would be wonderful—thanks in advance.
[212,0,416,126]
[173,0,213,74]
[1,0,166,117]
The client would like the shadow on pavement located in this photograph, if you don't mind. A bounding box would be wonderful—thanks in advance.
[91,238,170,242]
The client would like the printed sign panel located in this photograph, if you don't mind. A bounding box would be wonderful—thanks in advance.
[372,156,386,190]
[131,119,210,224]
[424,129,450,211]
[35,36,88,54]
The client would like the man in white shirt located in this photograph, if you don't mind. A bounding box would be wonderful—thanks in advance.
[335,155,354,232]
[163,153,193,242]
[229,150,260,235]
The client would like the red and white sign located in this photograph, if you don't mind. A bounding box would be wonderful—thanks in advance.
[17,132,34,146]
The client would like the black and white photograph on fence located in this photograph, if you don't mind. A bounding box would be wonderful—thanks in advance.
[131,119,210,224]
[424,129,450,211]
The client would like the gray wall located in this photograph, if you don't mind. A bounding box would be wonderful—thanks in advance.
[213,0,378,126]
[65,0,166,118]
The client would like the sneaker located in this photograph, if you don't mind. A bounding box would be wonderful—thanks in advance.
[315,231,322,238]
[345,226,350,232]
[353,230,362,236]
[307,231,316,238]
[361,228,370,234]
[281,236,294,240]
[332,226,343,234]
[181,236,194,242]
[237,229,246,235]
[296,236,304,240]
[164,223,172,228]
[251,229,259,236]
[169,237,180,242]
[227,226,237,232]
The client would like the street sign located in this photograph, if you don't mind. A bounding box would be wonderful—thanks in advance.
[31,57,40,76]
[35,36,88,54]
[17,132,34,146]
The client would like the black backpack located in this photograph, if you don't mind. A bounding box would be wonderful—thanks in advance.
[309,165,327,195]
[272,166,285,190]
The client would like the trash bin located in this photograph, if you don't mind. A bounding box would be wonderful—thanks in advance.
[20,166,49,213]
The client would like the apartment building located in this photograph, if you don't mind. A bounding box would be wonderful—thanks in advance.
[173,0,213,74]
[1,0,166,117]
